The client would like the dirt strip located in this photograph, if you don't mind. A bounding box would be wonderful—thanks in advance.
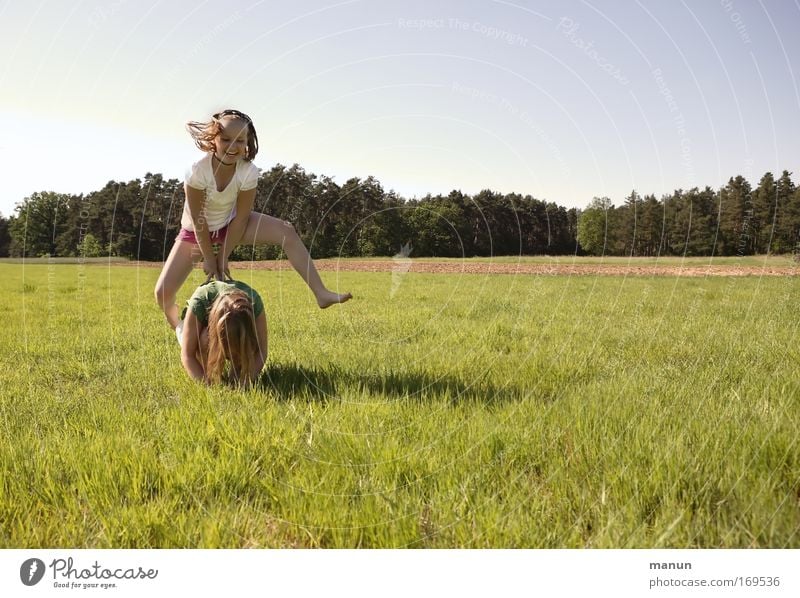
[123,260,799,276]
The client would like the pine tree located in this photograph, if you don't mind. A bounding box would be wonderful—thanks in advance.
[718,175,753,255]
[751,172,777,254]
[639,194,662,256]
[773,170,796,253]
[0,214,10,256]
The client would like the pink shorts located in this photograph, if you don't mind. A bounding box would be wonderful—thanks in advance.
[176,225,228,245]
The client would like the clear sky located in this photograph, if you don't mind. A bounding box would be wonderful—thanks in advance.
[1,0,798,217]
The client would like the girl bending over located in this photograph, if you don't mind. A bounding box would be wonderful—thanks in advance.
[180,279,268,388]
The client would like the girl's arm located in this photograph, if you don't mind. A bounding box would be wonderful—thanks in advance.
[185,184,220,278]
[252,311,268,377]
[180,309,208,383]
[218,188,257,277]
[235,311,268,389]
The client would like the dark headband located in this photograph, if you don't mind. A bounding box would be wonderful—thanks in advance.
[213,109,252,122]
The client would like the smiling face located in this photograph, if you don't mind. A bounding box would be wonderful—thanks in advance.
[213,117,249,164]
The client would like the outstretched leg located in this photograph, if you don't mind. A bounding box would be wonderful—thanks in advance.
[155,240,203,328]
[238,212,352,308]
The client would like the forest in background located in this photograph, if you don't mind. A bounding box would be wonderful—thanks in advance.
[0,164,797,260]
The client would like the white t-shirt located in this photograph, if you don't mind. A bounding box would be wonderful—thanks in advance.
[180,153,261,232]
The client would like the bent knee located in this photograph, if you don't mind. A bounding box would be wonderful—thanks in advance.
[154,282,175,307]
[282,220,299,241]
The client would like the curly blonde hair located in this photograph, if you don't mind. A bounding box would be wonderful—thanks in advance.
[205,289,261,386]
[186,109,259,161]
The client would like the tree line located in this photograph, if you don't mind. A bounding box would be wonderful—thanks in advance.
[0,164,797,260]
[577,171,799,256]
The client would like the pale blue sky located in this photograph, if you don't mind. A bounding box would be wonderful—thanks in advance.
[1,0,798,217]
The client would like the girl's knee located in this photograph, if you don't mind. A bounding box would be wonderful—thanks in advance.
[154,280,174,307]
[282,220,299,243]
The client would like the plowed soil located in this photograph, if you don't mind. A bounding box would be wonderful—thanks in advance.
[128,260,799,276]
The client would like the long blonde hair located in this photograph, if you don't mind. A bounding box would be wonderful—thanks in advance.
[205,290,260,385]
[186,109,259,161]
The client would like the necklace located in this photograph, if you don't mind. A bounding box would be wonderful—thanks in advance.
[213,153,236,167]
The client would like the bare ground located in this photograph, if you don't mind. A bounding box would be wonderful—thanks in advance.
[125,260,799,276]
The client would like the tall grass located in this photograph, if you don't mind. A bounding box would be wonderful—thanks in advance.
[1,263,798,547]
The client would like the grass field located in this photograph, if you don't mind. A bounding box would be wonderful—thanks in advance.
[2,260,799,548]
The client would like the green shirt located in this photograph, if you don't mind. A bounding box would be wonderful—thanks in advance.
[180,280,264,326]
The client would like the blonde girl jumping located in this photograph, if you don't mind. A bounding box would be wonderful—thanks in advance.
[155,108,352,330]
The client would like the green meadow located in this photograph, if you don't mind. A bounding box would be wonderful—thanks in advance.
[1,260,798,548]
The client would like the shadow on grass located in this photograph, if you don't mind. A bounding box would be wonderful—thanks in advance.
[257,362,528,405]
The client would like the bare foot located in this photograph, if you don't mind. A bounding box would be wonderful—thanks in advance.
[316,290,353,309]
